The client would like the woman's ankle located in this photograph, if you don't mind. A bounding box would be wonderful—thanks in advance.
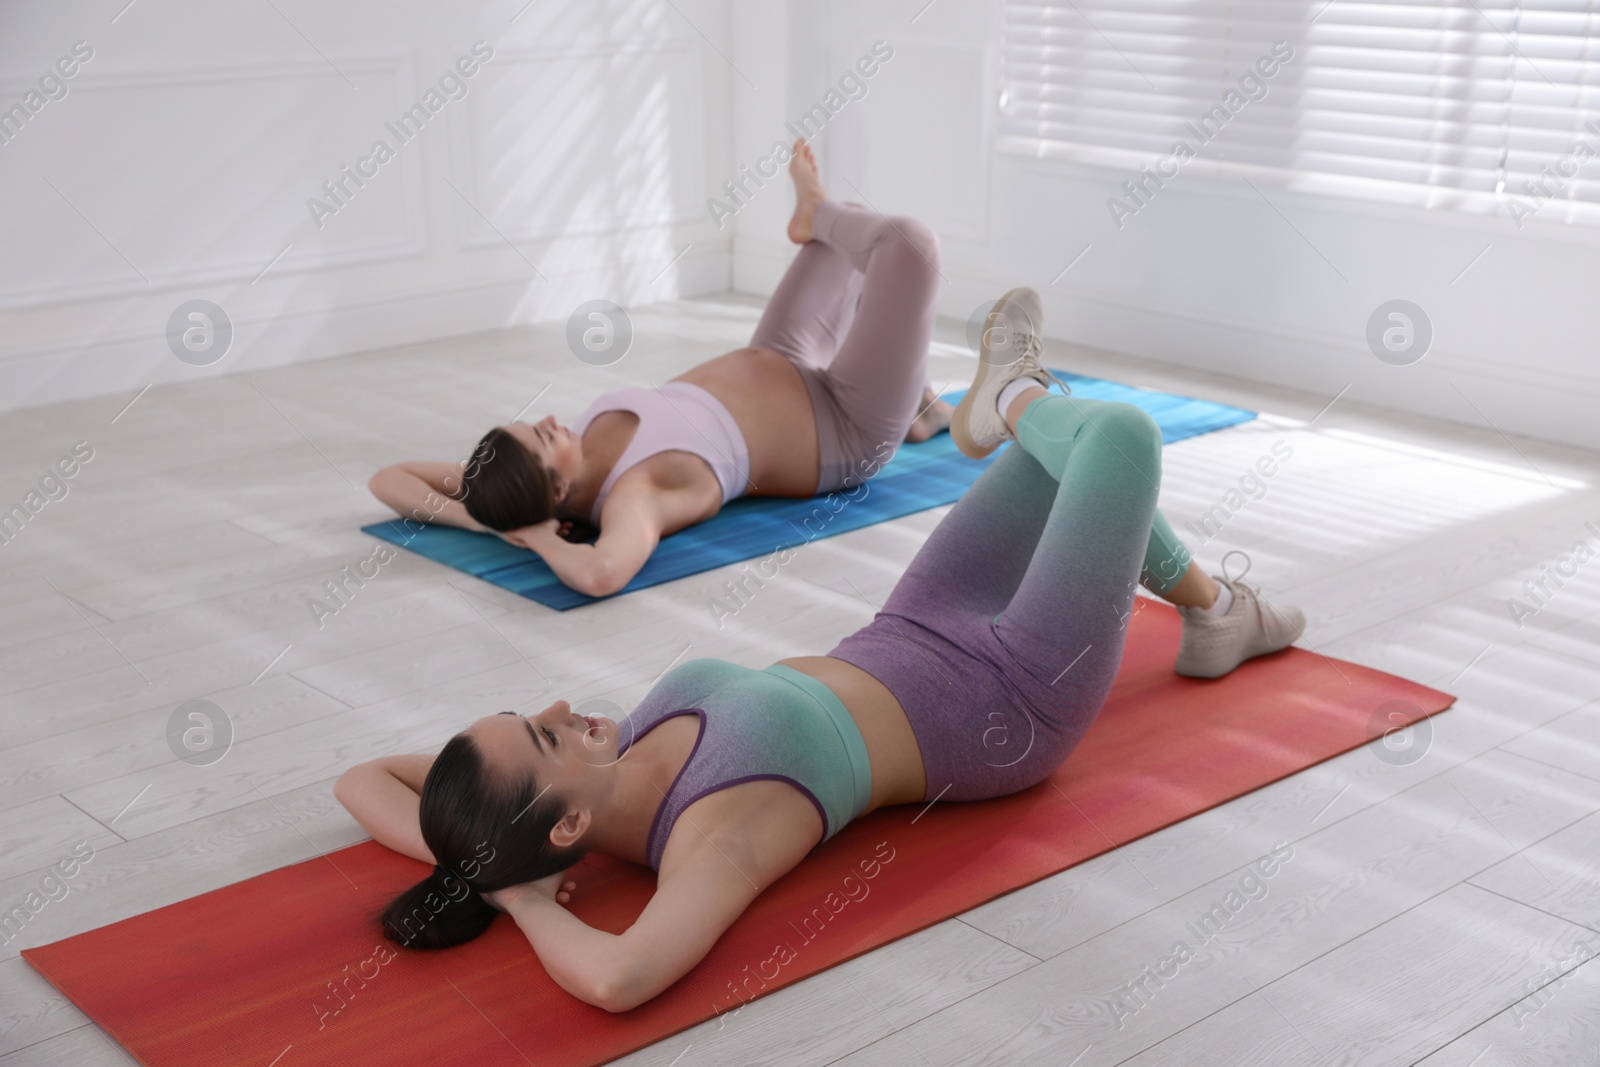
[1164,561,1218,610]
[1001,383,1050,431]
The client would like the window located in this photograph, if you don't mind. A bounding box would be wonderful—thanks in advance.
[998,1,1600,224]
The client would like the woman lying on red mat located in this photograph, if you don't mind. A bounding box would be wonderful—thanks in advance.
[334,286,1306,1012]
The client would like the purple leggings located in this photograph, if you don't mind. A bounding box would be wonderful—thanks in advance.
[748,200,941,493]
[830,395,1170,802]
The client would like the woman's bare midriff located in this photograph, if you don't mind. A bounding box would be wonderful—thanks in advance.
[777,655,928,813]
[674,348,821,498]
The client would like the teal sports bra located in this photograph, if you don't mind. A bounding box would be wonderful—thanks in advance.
[617,659,873,870]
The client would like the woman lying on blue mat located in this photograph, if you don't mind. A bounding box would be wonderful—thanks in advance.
[335,286,1308,1012]
[368,139,952,597]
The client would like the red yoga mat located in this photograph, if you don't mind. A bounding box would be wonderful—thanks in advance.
[23,602,1453,1067]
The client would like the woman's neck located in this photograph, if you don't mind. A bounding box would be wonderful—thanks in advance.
[558,411,638,523]
[578,727,692,867]
[548,451,603,524]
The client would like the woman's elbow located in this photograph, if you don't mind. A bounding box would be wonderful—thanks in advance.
[367,467,400,503]
[587,983,635,1014]
[331,772,357,814]
[332,761,385,808]
[331,764,366,804]
[588,965,652,1014]
[576,560,631,599]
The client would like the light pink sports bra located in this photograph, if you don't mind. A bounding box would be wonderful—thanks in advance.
[570,382,751,525]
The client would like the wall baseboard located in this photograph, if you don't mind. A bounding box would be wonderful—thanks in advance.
[0,246,731,415]
[1041,284,1600,453]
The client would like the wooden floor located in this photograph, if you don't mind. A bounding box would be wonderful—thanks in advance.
[2,295,1598,1066]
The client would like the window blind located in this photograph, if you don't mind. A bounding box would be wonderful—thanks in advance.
[998,0,1600,222]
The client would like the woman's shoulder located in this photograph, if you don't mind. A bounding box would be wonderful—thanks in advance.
[572,387,646,436]
[645,658,747,701]
[624,658,738,729]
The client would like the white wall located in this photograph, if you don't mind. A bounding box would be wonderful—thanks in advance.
[0,0,735,411]
[12,0,1594,450]
[734,1,1600,452]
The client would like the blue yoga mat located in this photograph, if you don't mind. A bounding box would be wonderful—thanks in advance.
[363,372,1256,610]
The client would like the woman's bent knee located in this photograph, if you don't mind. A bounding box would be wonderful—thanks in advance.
[886,216,941,271]
[1088,403,1161,467]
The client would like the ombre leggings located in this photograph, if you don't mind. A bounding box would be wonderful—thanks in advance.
[829,393,1194,801]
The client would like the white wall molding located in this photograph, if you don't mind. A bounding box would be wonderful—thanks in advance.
[0,0,736,412]
[449,41,708,248]
[0,55,426,313]
[2,227,729,366]
[0,241,731,411]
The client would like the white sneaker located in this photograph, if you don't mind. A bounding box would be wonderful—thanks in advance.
[1174,551,1307,679]
[950,287,1063,459]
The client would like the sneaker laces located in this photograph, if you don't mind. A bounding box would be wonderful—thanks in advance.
[1010,330,1072,397]
[1220,549,1254,592]
[1217,549,1294,627]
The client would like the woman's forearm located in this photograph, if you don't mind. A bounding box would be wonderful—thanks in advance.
[506,893,633,1010]
[419,495,485,532]
[523,534,624,597]
[368,468,487,533]
[331,763,434,864]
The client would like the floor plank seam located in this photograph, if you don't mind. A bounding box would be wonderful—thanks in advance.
[1016,741,1565,970]
[1464,880,1600,939]
[1327,576,1600,687]
[1444,773,1600,887]
[279,674,355,711]
[57,794,126,846]
[0,683,338,759]
[977,760,1600,1057]
[1490,745,1600,789]
[809,961,1049,1067]
[0,670,158,719]
[773,910,1061,1065]
[0,599,530,751]
[1319,579,1580,671]
[1336,687,1600,810]
[0,1021,97,1063]
[1496,628,1600,678]
[1270,487,1600,599]
[1399,933,1600,1067]
[0,775,357,899]
[1099,875,1531,1067]
[952,917,1044,964]
[0,711,364,832]
[1037,875,1430,1051]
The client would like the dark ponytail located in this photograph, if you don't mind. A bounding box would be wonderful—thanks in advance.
[460,427,558,532]
[380,865,499,949]
[378,731,585,950]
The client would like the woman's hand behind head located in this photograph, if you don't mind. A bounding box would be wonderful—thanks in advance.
[496,519,566,551]
[485,871,578,913]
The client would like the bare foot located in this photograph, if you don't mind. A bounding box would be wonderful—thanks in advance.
[904,387,955,443]
[786,138,828,244]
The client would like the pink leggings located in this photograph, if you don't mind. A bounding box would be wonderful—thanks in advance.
[748,201,941,492]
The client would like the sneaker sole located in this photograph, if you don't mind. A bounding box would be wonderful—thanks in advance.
[951,286,1033,459]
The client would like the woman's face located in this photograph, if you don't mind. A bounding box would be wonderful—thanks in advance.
[468,699,620,809]
[503,417,582,500]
